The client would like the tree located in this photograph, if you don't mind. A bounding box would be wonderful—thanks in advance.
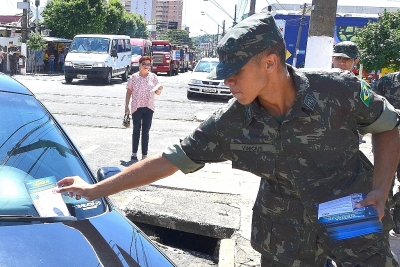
[26,32,47,73]
[160,29,190,45]
[43,0,107,39]
[119,13,148,38]
[356,10,400,72]
[104,0,124,34]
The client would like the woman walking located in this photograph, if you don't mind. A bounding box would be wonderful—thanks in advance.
[125,56,163,162]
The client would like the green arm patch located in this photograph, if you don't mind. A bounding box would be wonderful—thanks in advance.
[359,80,371,107]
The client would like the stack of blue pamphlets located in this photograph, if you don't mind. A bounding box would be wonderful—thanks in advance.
[317,193,382,241]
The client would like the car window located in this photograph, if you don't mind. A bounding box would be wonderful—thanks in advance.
[0,92,106,221]
[194,60,218,73]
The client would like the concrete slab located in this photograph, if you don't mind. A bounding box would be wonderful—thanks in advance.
[110,185,243,239]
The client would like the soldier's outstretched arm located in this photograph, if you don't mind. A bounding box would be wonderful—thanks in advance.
[56,154,179,201]
[355,128,400,220]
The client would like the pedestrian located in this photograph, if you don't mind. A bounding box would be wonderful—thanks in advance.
[0,48,4,73]
[124,56,162,162]
[332,41,359,72]
[9,50,17,76]
[56,12,400,267]
[43,50,49,72]
[373,71,400,235]
[332,41,366,144]
[48,50,55,73]
[58,50,65,72]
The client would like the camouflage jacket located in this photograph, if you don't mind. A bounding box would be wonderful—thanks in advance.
[164,66,398,264]
[373,72,400,108]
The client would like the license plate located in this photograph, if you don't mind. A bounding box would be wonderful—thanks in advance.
[77,74,87,79]
[203,88,216,93]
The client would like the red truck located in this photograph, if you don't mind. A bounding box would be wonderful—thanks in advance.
[151,40,179,76]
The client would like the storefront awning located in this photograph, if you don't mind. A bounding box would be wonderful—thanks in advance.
[43,37,72,43]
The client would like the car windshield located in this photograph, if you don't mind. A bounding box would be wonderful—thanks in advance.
[69,37,110,53]
[0,92,105,222]
[152,44,170,52]
[131,45,142,56]
[194,60,218,73]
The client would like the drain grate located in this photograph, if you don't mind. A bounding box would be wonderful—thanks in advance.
[135,222,219,256]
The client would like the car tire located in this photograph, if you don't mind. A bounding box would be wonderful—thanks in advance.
[121,68,128,82]
[65,77,73,83]
[104,70,112,84]
[168,67,173,76]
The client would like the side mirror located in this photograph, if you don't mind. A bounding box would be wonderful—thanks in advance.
[111,49,117,57]
[97,167,120,182]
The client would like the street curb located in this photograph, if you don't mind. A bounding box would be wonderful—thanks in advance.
[218,239,235,267]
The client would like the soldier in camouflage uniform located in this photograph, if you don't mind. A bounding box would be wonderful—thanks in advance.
[373,72,400,234]
[331,41,359,72]
[56,12,400,267]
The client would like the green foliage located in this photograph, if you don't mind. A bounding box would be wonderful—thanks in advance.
[119,13,148,38]
[355,10,400,71]
[43,0,148,38]
[27,32,47,52]
[159,29,190,45]
[104,0,124,34]
[43,0,107,39]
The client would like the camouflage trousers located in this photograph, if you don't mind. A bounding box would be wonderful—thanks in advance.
[260,234,399,267]
[390,164,400,233]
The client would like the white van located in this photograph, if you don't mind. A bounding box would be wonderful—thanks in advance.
[64,34,131,84]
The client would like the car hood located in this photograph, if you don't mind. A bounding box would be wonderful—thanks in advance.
[190,71,224,83]
[0,210,174,267]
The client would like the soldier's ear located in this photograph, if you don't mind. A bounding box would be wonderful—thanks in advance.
[264,54,277,73]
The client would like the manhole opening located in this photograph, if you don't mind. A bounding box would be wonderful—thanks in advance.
[134,222,219,256]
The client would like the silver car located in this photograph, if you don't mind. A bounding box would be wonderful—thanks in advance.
[187,58,232,99]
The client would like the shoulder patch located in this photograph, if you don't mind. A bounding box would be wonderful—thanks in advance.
[304,94,316,110]
[360,80,371,107]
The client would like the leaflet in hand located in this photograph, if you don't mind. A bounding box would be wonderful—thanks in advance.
[25,176,70,217]
[317,193,382,240]
[152,83,161,92]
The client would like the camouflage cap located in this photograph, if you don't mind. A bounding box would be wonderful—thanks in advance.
[207,11,283,80]
[332,41,359,59]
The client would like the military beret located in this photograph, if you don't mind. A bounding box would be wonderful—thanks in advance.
[207,11,283,80]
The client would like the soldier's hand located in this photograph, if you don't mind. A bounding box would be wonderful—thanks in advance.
[56,176,95,201]
[354,189,387,221]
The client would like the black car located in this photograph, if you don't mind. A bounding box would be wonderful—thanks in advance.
[0,73,176,267]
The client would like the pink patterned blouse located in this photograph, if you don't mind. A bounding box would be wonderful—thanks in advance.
[126,72,160,113]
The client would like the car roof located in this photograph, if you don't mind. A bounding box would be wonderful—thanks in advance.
[199,58,219,62]
[0,73,33,95]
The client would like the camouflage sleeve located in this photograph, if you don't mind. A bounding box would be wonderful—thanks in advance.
[352,78,399,134]
[162,109,229,173]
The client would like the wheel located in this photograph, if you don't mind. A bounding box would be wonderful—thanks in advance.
[168,67,173,76]
[65,76,72,83]
[104,70,112,84]
[121,68,128,81]
[174,68,179,75]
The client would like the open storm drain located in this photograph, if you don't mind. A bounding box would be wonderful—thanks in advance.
[134,222,219,256]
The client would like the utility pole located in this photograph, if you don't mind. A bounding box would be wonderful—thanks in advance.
[21,0,28,43]
[292,3,307,68]
[233,5,237,26]
[249,0,256,16]
[304,0,338,68]
[222,20,225,37]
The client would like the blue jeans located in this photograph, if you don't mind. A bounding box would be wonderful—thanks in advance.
[49,60,55,72]
[132,107,154,155]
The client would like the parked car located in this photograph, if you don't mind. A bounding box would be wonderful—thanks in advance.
[0,73,176,267]
[187,57,232,99]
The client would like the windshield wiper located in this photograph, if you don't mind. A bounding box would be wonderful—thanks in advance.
[0,215,77,223]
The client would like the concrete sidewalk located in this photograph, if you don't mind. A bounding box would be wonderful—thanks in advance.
[110,133,400,267]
